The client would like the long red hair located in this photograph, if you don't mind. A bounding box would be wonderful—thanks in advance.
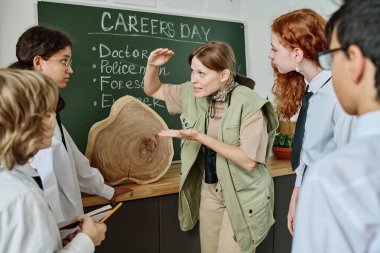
[271,8,328,119]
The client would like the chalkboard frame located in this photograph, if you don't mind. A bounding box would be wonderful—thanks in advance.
[38,1,247,161]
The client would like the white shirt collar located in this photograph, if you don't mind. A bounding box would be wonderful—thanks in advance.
[352,110,380,140]
[0,163,38,179]
[15,163,40,176]
[305,70,332,94]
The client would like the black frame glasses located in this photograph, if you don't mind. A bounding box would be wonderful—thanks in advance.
[317,47,346,70]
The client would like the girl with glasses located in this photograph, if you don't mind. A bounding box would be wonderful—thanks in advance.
[268,8,355,236]
[9,25,126,226]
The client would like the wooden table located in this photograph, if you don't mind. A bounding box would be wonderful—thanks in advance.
[82,156,293,207]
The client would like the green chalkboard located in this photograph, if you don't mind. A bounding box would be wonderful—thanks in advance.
[38,1,246,161]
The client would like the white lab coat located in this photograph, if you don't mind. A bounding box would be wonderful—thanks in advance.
[0,164,95,253]
[31,123,114,223]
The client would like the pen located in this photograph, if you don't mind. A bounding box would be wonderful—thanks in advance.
[99,202,123,223]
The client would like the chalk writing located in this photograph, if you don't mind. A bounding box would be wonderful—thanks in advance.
[101,12,176,38]
[96,11,211,44]
[99,76,144,91]
[99,43,148,59]
[38,1,246,160]
[92,41,171,110]
[99,93,164,109]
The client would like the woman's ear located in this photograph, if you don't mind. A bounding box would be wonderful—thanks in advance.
[33,56,44,72]
[347,45,365,84]
[221,69,231,83]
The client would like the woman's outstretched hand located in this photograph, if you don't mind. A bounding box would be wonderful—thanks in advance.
[147,48,174,67]
[158,129,200,141]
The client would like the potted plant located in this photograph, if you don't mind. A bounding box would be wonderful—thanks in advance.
[272,132,293,160]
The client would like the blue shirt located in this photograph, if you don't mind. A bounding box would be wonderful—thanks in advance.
[292,110,380,253]
[294,70,355,187]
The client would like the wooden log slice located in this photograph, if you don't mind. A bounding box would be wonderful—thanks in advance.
[85,96,173,185]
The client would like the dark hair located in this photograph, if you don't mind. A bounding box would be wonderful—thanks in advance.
[10,25,72,70]
[9,25,71,112]
[325,0,380,101]
[234,73,255,89]
[188,41,255,89]
[271,8,328,119]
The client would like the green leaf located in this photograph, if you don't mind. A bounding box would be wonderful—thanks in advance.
[273,133,293,148]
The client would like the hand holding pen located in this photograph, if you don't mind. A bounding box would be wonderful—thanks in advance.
[62,202,122,246]
[62,216,107,246]
[82,216,107,246]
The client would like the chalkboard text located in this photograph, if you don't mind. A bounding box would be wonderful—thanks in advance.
[99,43,148,59]
[100,12,211,42]
[100,76,143,90]
[99,59,169,76]
[101,12,175,38]
[98,93,164,109]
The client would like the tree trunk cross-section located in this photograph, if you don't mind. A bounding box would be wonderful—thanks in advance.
[85,96,174,185]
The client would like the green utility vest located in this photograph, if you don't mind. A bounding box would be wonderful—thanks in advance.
[177,82,279,253]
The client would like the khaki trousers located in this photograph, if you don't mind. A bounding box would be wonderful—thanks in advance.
[199,181,255,253]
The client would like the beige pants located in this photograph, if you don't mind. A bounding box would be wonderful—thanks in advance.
[199,181,255,253]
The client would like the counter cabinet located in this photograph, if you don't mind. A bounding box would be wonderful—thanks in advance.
[83,158,295,253]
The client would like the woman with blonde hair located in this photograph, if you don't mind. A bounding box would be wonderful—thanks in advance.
[0,69,106,252]
[268,8,354,235]
[144,41,278,253]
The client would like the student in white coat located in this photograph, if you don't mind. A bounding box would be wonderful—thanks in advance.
[0,69,106,252]
[9,25,127,224]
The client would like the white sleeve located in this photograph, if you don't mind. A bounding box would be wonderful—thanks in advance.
[292,164,354,253]
[57,233,95,253]
[63,126,114,200]
[332,102,356,147]
[294,162,306,187]
[1,189,94,253]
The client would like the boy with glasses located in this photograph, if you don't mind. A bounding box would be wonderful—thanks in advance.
[292,0,380,252]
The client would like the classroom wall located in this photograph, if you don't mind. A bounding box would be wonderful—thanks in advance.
[0,0,341,100]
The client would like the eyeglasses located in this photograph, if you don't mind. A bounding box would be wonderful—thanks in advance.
[317,47,346,70]
[43,57,73,68]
